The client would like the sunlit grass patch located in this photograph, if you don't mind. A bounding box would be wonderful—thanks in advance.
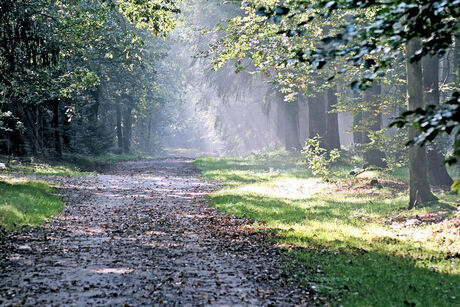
[0,178,64,230]
[196,154,460,306]
[237,178,329,199]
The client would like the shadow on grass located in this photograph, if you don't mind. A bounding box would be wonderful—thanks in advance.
[286,245,460,307]
[208,193,402,223]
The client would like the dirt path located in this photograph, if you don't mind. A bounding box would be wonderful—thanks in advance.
[0,158,312,306]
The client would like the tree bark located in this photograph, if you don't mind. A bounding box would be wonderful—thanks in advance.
[62,100,71,150]
[116,104,123,151]
[406,38,437,208]
[146,117,152,150]
[90,86,100,125]
[284,101,301,151]
[456,35,460,87]
[308,94,326,139]
[275,100,286,146]
[275,93,301,151]
[362,84,386,167]
[324,87,340,151]
[353,112,363,144]
[12,101,40,155]
[423,55,453,186]
[122,105,133,154]
[51,99,62,157]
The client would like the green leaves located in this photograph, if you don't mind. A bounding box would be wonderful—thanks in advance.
[302,135,340,181]
[253,0,460,88]
[117,0,180,35]
[390,92,460,165]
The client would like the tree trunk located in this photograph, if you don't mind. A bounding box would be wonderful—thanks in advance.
[284,101,301,151]
[324,87,340,151]
[13,101,40,155]
[308,94,326,139]
[51,99,62,157]
[353,112,363,144]
[116,104,123,151]
[275,100,286,146]
[423,55,453,186]
[406,38,437,208]
[146,117,152,151]
[362,84,386,167]
[62,101,72,150]
[456,35,460,87]
[122,105,132,154]
[90,86,100,125]
[275,93,301,151]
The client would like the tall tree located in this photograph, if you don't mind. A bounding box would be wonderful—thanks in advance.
[308,94,326,140]
[406,39,437,208]
[324,87,340,151]
[423,55,454,186]
[362,84,386,167]
[284,101,301,151]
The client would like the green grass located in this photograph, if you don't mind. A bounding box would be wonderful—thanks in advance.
[195,154,460,307]
[0,178,64,230]
[0,153,139,176]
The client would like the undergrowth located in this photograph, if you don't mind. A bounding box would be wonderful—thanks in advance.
[0,153,139,176]
[195,152,460,307]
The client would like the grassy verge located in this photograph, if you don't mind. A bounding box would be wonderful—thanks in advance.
[195,153,460,307]
[0,153,139,176]
[0,153,138,230]
[0,178,64,230]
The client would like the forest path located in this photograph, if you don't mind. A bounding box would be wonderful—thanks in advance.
[0,158,312,306]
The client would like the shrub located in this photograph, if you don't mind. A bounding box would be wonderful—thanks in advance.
[302,135,340,181]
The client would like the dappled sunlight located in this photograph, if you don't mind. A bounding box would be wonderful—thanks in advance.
[391,218,460,254]
[143,230,168,236]
[92,268,134,274]
[237,178,330,199]
[207,168,459,275]
[174,213,208,219]
[71,226,106,235]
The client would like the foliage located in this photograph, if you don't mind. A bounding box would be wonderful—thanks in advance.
[451,181,460,194]
[249,0,460,173]
[0,0,179,157]
[302,135,340,180]
[368,128,408,171]
[117,0,179,34]
[195,154,460,306]
[391,92,460,165]
[254,0,460,88]
[0,178,64,230]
